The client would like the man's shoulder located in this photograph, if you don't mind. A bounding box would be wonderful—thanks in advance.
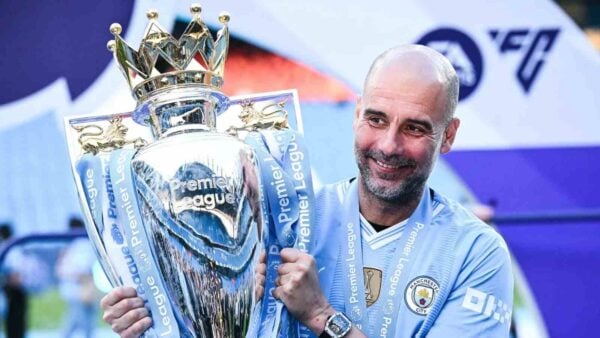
[311,178,355,250]
[431,190,508,253]
[316,178,354,194]
[315,178,355,205]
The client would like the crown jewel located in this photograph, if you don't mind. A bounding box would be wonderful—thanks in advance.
[108,4,230,103]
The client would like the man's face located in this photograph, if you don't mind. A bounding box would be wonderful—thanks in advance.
[353,63,458,203]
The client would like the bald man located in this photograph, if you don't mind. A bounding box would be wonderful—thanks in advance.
[101,45,513,338]
[272,45,513,337]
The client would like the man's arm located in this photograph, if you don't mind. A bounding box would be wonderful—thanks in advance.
[273,248,367,337]
[425,231,514,337]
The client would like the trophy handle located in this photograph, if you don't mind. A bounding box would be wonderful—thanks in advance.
[64,112,153,287]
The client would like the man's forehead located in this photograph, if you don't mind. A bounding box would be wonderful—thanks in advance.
[366,65,442,93]
[363,77,444,106]
[361,82,447,125]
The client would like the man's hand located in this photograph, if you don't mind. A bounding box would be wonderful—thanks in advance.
[100,286,152,338]
[255,250,267,300]
[272,248,336,334]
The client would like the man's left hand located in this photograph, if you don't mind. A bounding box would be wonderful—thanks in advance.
[273,248,335,334]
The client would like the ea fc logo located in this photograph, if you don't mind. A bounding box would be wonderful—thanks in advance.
[417,28,483,101]
[405,276,440,315]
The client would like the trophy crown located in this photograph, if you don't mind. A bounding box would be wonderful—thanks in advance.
[108,4,230,103]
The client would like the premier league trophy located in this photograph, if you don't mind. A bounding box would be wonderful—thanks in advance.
[66,3,318,337]
[64,5,283,337]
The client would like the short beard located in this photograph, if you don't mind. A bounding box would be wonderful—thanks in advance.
[355,146,428,204]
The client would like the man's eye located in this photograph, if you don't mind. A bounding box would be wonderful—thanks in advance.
[405,125,426,135]
[367,117,385,126]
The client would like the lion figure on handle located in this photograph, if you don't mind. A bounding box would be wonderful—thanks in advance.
[228,100,289,135]
[72,117,146,155]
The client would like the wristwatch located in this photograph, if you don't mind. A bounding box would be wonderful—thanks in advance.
[319,312,352,338]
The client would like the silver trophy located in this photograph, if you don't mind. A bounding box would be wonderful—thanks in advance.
[64,4,302,337]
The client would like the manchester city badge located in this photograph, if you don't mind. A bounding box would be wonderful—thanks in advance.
[404,276,440,315]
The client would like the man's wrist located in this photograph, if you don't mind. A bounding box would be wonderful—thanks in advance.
[318,312,353,338]
[305,304,337,335]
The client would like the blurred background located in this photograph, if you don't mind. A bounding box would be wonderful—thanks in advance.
[0,0,599,337]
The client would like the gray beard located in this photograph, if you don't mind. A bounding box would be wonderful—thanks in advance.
[355,148,428,204]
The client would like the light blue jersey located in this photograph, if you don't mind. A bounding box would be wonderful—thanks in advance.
[312,179,513,337]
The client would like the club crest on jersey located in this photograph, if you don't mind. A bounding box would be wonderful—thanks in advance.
[363,267,382,307]
[405,276,440,315]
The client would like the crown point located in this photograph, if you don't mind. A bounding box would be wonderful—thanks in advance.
[109,23,122,35]
[107,40,116,52]
[190,4,202,15]
[146,9,159,20]
[219,12,230,24]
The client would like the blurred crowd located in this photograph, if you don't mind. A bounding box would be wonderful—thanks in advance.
[0,218,102,338]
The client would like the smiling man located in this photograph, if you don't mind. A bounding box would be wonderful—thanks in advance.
[100,44,513,338]
[272,45,513,338]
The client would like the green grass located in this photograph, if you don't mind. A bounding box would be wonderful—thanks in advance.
[28,288,66,329]
[26,287,109,330]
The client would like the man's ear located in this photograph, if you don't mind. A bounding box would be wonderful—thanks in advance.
[440,118,460,154]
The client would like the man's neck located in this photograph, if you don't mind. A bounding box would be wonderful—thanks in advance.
[358,181,424,227]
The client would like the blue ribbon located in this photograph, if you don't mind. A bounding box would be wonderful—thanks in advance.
[246,130,317,338]
[262,130,317,338]
[245,132,291,338]
[76,153,138,289]
[340,180,434,337]
[76,154,104,234]
[109,149,180,338]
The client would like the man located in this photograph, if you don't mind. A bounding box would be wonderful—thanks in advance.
[0,223,28,338]
[101,44,513,337]
[56,217,100,338]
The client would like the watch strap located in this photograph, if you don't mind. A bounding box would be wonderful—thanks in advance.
[319,315,334,338]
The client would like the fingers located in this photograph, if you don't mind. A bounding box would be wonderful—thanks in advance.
[255,282,265,300]
[271,284,282,300]
[101,286,151,338]
[277,254,315,277]
[101,286,138,309]
[256,269,266,286]
[255,251,267,300]
[256,259,267,276]
[259,250,267,264]
[279,247,301,262]
[255,268,266,300]
[272,280,295,300]
[280,248,316,268]
[116,316,152,338]
[102,296,146,322]
[274,268,306,290]
[110,307,150,334]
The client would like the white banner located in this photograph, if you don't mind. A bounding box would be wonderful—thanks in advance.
[195,0,600,150]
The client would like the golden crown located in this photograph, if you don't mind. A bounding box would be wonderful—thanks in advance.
[107,4,230,103]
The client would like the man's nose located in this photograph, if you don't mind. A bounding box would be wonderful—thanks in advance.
[377,129,402,156]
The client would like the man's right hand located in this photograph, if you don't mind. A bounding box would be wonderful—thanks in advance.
[100,286,152,338]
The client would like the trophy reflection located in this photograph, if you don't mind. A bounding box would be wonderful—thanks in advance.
[67,4,270,337]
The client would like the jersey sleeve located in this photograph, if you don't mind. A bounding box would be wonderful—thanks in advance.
[426,228,514,337]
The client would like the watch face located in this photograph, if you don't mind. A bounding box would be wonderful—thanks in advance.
[326,313,352,337]
[330,322,343,335]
